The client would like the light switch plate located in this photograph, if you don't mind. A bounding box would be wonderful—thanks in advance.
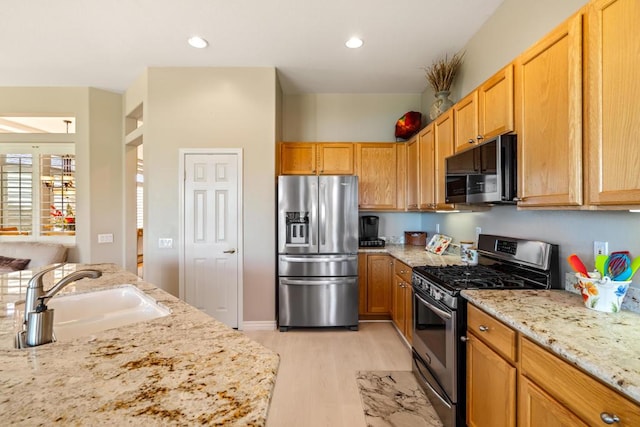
[97,233,113,244]
[159,238,173,249]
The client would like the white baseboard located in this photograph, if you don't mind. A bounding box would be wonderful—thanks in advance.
[241,320,277,331]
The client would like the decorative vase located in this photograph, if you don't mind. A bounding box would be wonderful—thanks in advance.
[429,90,454,121]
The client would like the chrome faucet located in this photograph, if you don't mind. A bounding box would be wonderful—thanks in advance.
[17,264,102,348]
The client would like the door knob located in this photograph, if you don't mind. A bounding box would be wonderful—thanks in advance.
[223,249,236,254]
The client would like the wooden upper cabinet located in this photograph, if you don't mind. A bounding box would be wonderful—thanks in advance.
[317,143,355,175]
[454,65,514,154]
[418,124,436,210]
[515,11,584,207]
[586,0,640,206]
[434,110,456,210]
[278,142,354,175]
[356,142,401,210]
[279,142,316,175]
[454,90,479,153]
[406,135,419,210]
[479,64,515,141]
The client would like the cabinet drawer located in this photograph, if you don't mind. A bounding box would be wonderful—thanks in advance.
[394,260,412,282]
[467,304,517,362]
[520,337,640,426]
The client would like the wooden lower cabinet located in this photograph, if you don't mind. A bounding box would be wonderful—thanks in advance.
[391,259,413,342]
[519,336,640,426]
[467,305,517,427]
[467,304,640,427]
[519,376,587,427]
[358,253,392,318]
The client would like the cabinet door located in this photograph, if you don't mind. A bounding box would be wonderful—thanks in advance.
[279,142,317,175]
[516,12,583,207]
[404,284,413,342]
[467,334,517,427]
[358,253,368,316]
[418,124,436,210]
[586,0,640,205]
[366,254,392,314]
[519,376,588,427]
[317,143,355,175]
[453,90,479,153]
[434,110,456,210]
[356,143,398,210]
[479,64,515,140]
[406,136,419,210]
[391,275,404,331]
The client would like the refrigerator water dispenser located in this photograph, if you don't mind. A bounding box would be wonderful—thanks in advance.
[285,212,309,246]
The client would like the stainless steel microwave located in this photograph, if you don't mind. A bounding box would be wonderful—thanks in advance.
[445,134,517,204]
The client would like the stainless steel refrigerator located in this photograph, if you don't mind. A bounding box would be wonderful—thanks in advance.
[277,175,359,331]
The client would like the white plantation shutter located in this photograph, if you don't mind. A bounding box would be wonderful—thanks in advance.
[0,154,33,233]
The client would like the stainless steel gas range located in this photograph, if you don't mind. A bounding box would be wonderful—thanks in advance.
[411,234,560,427]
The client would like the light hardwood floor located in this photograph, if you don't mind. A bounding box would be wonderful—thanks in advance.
[244,322,412,427]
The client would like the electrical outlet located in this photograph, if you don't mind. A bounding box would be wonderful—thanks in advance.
[594,241,609,259]
[159,238,173,249]
[436,223,440,233]
[475,227,482,238]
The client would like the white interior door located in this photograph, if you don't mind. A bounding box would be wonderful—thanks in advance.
[182,151,241,328]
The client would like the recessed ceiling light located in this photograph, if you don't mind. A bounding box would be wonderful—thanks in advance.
[188,36,209,49]
[345,37,364,49]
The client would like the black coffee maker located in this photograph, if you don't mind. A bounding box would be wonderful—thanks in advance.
[359,215,385,247]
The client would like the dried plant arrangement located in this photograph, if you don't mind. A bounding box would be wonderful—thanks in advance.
[423,52,464,92]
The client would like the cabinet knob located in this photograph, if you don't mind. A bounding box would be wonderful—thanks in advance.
[477,135,484,141]
[478,325,489,332]
[460,336,469,342]
[600,413,621,424]
[468,138,474,144]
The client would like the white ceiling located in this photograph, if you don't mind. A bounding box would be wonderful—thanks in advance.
[1,0,504,94]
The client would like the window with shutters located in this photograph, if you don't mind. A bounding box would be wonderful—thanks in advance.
[0,144,75,241]
[0,154,33,234]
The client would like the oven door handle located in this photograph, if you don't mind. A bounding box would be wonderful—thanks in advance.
[415,294,452,320]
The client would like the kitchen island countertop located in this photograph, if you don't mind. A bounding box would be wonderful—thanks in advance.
[0,264,279,426]
[462,289,640,405]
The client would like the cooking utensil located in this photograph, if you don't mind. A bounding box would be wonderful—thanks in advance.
[604,252,631,280]
[595,254,608,276]
[567,254,589,277]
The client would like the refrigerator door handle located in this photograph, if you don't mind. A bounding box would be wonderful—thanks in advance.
[280,255,357,263]
[280,278,355,286]
[319,180,326,246]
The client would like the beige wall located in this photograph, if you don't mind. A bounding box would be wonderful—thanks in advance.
[449,0,588,101]
[283,93,422,142]
[0,87,123,265]
[141,67,277,322]
[88,89,124,264]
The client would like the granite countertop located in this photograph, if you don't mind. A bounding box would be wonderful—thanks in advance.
[0,264,279,426]
[359,243,462,267]
[462,289,640,405]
